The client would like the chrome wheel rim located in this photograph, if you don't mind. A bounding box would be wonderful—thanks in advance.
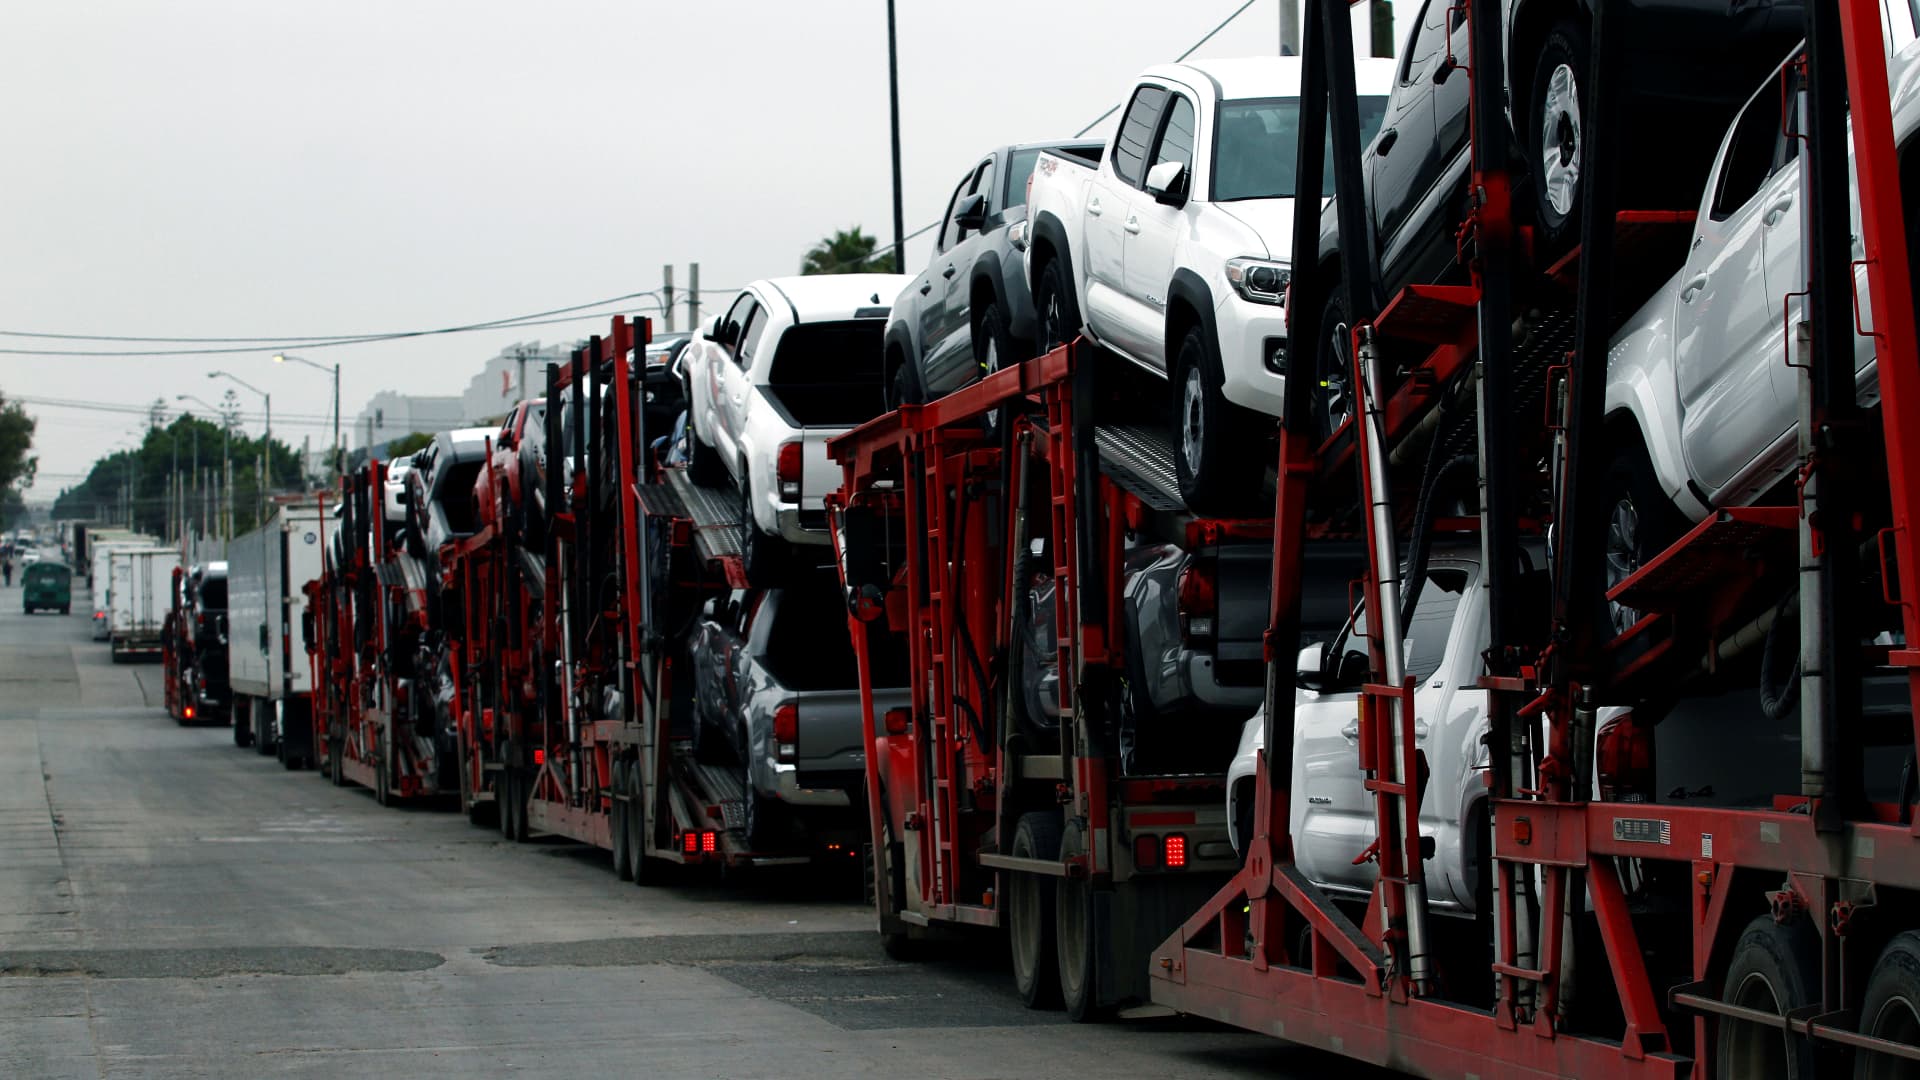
[1323,323,1353,436]
[1862,993,1920,1080]
[1605,494,1640,634]
[1181,364,1206,474]
[1540,62,1583,218]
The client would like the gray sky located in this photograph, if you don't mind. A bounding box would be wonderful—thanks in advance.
[1,0,1412,498]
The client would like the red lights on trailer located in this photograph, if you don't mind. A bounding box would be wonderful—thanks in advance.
[883,707,910,735]
[183,705,195,720]
[533,748,545,766]
[1133,833,1190,870]
[1164,834,1188,870]
[681,830,718,856]
[1134,834,1162,870]
[683,831,698,855]
[1176,560,1218,642]
[1595,712,1655,803]
[701,830,717,854]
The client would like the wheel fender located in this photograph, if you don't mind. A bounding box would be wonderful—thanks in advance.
[1602,305,1707,519]
[968,255,1012,337]
[1166,269,1222,376]
[883,321,918,384]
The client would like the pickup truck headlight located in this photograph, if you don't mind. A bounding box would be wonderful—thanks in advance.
[1224,258,1290,306]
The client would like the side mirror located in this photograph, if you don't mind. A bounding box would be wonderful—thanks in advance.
[1294,642,1330,691]
[701,597,719,619]
[953,192,989,232]
[1145,160,1188,206]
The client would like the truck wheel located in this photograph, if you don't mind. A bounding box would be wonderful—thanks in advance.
[1856,931,1920,1077]
[1313,288,1356,445]
[973,302,1021,434]
[504,767,530,843]
[878,816,922,961]
[739,483,790,589]
[255,701,277,757]
[688,425,728,487]
[1527,18,1591,254]
[885,352,923,412]
[612,761,634,881]
[329,736,346,787]
[1603,438,1683,638]
[1715,914,1819,1079]
[233,696,253,748]
[1009,811,1064,1009]
[1055,817,1105,1022]
[627,762,654,886]
[1172,325,1264,518]
[1033,257,1079,353]
[60,605,70,615]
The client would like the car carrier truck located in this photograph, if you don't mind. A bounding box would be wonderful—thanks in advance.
[227,501,325,767]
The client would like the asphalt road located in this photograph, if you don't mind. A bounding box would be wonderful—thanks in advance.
[0,568,1389,1079]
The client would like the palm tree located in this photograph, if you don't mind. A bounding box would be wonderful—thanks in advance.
[801,227,895,275]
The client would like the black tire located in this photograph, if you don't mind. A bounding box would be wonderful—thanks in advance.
[1527,18,1592,254]
[1312,287,1356,446]
[254,701,277,757]
[877,816,922,961]
[1715,914,1820,1080]
[885,351,923,412]
[1856,931,1920,1078]
[60,605,69,615]
[1008,811,1064,1009]
[374,737,393,807]
[627,759,653,886]
[1602,436,1685,638]
[503,767,529,843]
[1032,256,1080,354]
[1055,816,1104,1022]
[233,696,253,748]
[973,302,1023,434]
[1171,325,1265,517]
[329,735,346,786]
[688,424,728,487]
[739,483,790,589]
[612,761,634,882]
[498,764,517,840]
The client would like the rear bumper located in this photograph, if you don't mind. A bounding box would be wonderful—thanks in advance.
[769,762,853,807]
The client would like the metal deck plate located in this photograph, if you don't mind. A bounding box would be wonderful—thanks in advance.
[663,468,745,562]
[689,761,749,832]
[1095,424,1185,513]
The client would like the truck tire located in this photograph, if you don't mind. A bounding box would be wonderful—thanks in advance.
[1526,17,1591,255]
[1715,914,1819,1079]
[329,735,346,787]
[688,425,728,487]
[1603,437,1683,638]
[254,700,277,757]
[1172,325,1265,518]
[739,483,790,589]
[1856,931,1920,1077]
[627,762,654,887]
[1009,811,1064,1009]
[60,604,70,615]
[1032,257,1079,353]
[1313,288,1355,445]
[877,815,922,961]
[1055,816,1105,1022]
[973,302,1021,434]
[233,695,253,748]
[612,761,634,881]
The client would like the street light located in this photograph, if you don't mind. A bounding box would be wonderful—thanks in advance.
[178,394,233,538]
[274,353,339,477]
[210,370,270,492]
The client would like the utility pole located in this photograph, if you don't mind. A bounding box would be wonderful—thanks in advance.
[1370,1,1394,57]
[885,0,906,273]
[1279,0,1301,54]
[662,266,676,333]
[688,262,701,329]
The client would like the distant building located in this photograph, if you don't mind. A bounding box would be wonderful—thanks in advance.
[351,391,465,457]
[460,341,578,424]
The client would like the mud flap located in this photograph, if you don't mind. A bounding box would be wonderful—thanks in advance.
[1101,874,1231,1009]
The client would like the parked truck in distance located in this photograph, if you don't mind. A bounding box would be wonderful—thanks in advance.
[227,502,326,766]
[103,544,176,659]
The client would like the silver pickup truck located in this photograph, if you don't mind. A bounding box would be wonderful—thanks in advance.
[688,569,911,848]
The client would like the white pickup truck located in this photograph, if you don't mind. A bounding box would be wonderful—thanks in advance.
[1023,57,1392,515]
[682,273,910,586]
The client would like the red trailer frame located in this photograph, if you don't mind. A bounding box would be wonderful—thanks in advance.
[1148,0,1920,1075]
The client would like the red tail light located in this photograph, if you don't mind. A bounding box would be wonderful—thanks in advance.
[682,831,699,855]
[183,705,195,720]
[701,830,717,854]
[883,707,910,736]
[1596,713,1654,803]
[1164,833,1189,869]
[1133,834,1162,870]
[1176,560,1218,642]
[776,442,802,501]
[773,703,798,763]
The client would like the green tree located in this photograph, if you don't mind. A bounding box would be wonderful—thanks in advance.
[0,392,37,499]
[801,226,895,275]
[53,413,302,538]
[385,431,435,459]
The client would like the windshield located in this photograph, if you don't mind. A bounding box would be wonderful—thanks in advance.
[1212,95,1390,202]
[1336,567,1469,685]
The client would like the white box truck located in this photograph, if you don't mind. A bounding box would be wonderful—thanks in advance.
[88,533,158,642]
[106,546,180,662]
[227,503,325,768]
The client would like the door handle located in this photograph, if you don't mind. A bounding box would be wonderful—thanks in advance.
[1087,197,1103,216]
[919,282,932,295]
[1375,128,1398,156]
[1124,216,1141,235]
[1341,719,1360,741]
[1763,192,1795,227]
[942,264,956,280]
[730,393,743,407]
[1680,273,1710,304]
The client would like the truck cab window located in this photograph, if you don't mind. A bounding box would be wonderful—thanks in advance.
[1112,85,1170,188]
